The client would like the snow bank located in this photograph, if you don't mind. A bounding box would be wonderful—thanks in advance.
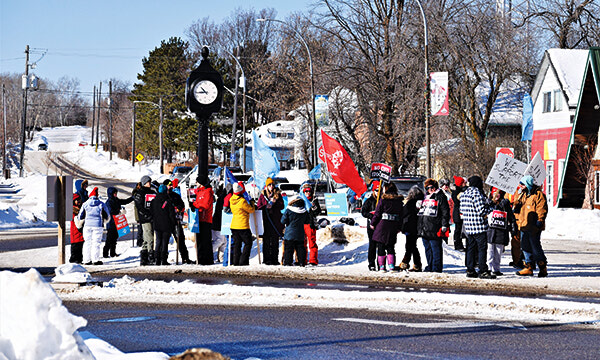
[0,269,94,360]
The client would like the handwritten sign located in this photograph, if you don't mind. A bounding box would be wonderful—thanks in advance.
[485,153,528,194]
[113,214,131,237]
[325,193,349,217]
[524,152,546,186]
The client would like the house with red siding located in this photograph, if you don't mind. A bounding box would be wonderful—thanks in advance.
[530,49,589,206]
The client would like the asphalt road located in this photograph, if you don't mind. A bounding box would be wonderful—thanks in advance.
[64,301,600,360]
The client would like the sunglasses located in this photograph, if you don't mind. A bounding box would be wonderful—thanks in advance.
[426,185,435,190]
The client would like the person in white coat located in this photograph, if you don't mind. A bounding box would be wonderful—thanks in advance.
[78,186,110,265]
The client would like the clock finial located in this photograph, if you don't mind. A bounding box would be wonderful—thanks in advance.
[201,46,209,60]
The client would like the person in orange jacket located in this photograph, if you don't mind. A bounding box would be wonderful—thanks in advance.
[191,175,214,265]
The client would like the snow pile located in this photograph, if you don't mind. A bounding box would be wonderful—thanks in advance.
[545,207,600,241]
[0,269,94,360]
[53,263,93,283]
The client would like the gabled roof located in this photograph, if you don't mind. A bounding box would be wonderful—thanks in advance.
[531,49,588,108]
[557,48,600,208]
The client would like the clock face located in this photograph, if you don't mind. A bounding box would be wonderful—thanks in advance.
[193,80,218,104]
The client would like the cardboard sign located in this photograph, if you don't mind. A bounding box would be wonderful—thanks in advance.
[370,163,392,182]
[419,198,439,217]
[485,153,528,194]
[524,152,547,186]
[144,194,156,209]
[113,214,131,237]
[325,193,349,217]
[488,210,508,230]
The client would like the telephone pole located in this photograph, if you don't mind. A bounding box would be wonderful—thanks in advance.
[2,84,7,178]
[95,82,101,151]
[18,45,30,177]
[91,85,96,146]
[108,81,113,160]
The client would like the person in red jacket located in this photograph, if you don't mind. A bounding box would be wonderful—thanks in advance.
[191,175,214,265]
[69,193,85,264]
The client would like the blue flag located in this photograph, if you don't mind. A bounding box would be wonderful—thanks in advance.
[521,93,534,141]
[299,190,313,212]
[252,130,280,189]
[308,164,322,180]
[224,167,238,185]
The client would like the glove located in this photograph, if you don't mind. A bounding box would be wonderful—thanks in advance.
[437,227,450,238]
[441,226,448,233]
[311,205,319,213]
[536,220,543,229]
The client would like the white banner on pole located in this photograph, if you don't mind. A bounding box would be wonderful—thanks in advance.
[524,152,547,186]
[485,153,528,194]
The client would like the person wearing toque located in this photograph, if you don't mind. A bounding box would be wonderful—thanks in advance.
[133,174,156,265]
[229,181,255,265]
[190,175,215,265]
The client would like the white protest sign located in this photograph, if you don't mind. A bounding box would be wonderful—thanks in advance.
[524,152,547,186]
[485,153,528,194]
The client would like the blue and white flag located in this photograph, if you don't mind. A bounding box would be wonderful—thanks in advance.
[299,189,313,212]
[252,130,280,189]
[224,167,238,185]
[521,93,534,141]
[308,164,322,180]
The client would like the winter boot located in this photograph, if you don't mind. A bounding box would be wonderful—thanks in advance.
[399,262,409,270]
[148,250,156,265]
[516,262,533,276]
[140,250,149,266]
[537,261,548,278]
[386,254,398,272]
[103,246,109,258]
[377,256,387,272]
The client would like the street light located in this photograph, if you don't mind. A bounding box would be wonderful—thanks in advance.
[132,99,163,172]
[256,18,318,167]
[224,48,247,171]
[414,0,431,178]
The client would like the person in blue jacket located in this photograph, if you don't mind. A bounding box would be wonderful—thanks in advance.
[280,197,309,266]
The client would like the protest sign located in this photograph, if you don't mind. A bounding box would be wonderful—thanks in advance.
[113,214,131,237]
[525,152,547,186]
[370,163,392,183]
[325,193,349,217]
[485,153,528,194]
[220,210,263,236]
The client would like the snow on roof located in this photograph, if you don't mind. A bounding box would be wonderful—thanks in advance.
[253,120,304,149]
[533,49,589,107]
[476,76,527,126]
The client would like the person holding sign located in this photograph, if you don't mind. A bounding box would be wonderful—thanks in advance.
[191,175,215,265]
[257,178,284,266]
[371,182,404,272]
[133,175,156,266]
[103,187,134,258]
[513,175,549,277]
[361,180,381,271]
[460,176,494,279]
[486,188,517,276]
[151,184,177,265]
[417,179,450,273]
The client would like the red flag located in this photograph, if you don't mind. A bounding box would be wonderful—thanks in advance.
[320,129,367,196]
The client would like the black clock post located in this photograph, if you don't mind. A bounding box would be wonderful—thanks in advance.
[186,46,224,181]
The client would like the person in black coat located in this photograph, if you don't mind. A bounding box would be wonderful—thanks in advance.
[164,179,192,264]
[400,185,424,272]
[370,182,404,272]
[103,187,134,258]
[281,197,309,266]
[257,178,285,265]
[211,185,227,262]
[418,178,450,273]
[133,175,156,265]
[361,180,380,271]
[451,176,467,251]
[487,188,517,276]
[150,184,176,265]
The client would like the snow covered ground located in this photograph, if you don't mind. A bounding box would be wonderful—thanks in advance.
[1,126,600,360]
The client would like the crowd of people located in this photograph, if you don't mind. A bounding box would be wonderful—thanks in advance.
[69,171,549,278]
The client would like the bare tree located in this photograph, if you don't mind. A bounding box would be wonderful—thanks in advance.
[571,134,598,209]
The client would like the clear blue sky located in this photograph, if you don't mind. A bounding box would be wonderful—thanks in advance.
[1,0,313,99]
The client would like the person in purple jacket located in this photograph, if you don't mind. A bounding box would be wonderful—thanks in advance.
[370,182,404,272]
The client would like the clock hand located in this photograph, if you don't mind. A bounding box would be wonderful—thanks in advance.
[198,87,207,94]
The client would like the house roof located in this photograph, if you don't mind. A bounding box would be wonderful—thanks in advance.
[531,49,589,108]
[557,48,600,208]
[253,120,303,149]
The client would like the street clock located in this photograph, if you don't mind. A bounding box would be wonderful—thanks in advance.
[186,46,224,115]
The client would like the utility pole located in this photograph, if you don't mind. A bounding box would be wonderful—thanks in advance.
[91,86,96,146]
[96,82,101,151]
[158,96,163,174]
[131,102,136,167]
[18,45,29,177]
[2,84,7,178]
[108,81,113,160]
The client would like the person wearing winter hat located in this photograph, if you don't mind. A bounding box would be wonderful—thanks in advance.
[78,187,110,265]
[460,175,495,279]
[417,178,450,273]
[133,175,156,265]
[486,188,517,276]
[257,177,284,265]
[150,184,176,265]
[513,175,549,277]
[361,180,381,271]
[103,187,134,258]
[400,185,424,272]
[451,176,467,251]
[164,179,191,264]
[371,182,404,272]
[281,197,310,266]
[300,183,321,266]
[69,192,85,264]
[190,175,215,265]
[76,179,89,203]
[230,181,255,265]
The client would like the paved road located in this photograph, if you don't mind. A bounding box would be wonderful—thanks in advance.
[64,301,600,360]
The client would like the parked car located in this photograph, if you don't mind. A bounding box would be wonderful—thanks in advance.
[37,143,48,151]
[279,183,300,198]
[181,164,218,188]
[300,179,335,214]
[169,166,193,183]
[390,175,427,197]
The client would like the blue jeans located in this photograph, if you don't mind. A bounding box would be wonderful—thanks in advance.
[422,238,443,272]
[521,231,546,263]
[466,232,488,273]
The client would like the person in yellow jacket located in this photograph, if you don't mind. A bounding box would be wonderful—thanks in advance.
[513,175,549,277]
[230,181,256,265]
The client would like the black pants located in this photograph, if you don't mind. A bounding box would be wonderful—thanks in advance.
[136,224,144,247]
[232,229,253,266]
[154,230,171,265]
[262,232,280,265]
[174,222,190,262]
[69,241,83,264]
[196,222,214,265]
[466,232,488,273]
[367,223,376,268]
[453,221,465,249]
[283,240,306,266]
[103,226,118,257]
[402,233,421,267]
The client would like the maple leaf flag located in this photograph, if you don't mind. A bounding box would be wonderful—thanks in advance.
[320,129,367,196]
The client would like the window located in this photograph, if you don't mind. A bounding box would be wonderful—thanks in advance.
[546,161,554,206]
[595,171,600,205]
[542,92,552,113]
[553,90,563,111]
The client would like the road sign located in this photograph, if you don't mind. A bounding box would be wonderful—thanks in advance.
[136,153,144,162]
[495,147,514,158]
